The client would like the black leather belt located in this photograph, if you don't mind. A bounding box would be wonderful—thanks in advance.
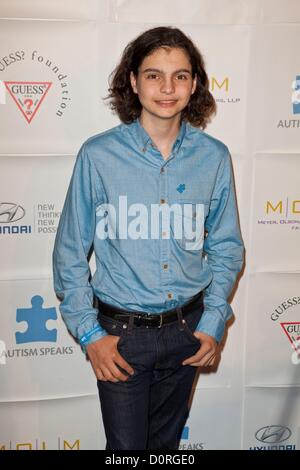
[97,290,203,328]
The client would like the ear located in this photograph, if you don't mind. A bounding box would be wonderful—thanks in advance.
[130,71,138,94]
[191,73,197,95]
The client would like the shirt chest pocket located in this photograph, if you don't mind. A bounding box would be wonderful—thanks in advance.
[170,199,208,251]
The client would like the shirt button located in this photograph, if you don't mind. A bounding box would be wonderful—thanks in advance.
[163,264,168,270]
[160,167,165,173]
[167,293,173,299]
[160,198,166,204]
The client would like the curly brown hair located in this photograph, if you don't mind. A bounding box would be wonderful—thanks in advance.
[103,26,216,129]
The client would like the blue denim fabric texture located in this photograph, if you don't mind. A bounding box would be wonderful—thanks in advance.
[52,117,244,350]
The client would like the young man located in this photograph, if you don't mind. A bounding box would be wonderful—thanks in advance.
[53,26,244,450]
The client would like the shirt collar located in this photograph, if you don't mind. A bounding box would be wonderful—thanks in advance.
[130,116,187,154]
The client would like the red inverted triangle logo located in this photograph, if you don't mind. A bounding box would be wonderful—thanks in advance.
[280,322,300,352]
[5,81,52,123]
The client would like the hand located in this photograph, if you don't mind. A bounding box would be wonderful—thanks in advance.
[86,335,134,382]
[182,331,218,367]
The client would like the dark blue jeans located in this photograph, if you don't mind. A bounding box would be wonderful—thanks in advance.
[97,293,204,450]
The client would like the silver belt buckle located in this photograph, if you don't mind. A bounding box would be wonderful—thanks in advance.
[158,313,163,328]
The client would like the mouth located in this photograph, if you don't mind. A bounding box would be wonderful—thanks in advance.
[155,100,177,107]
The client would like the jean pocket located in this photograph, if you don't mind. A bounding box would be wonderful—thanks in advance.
[180,305,204,345]
[181,319,201,345]
[98,314,128,346]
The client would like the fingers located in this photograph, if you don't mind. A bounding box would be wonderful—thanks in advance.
[182,341,211,366]
[115,351,135,377]
[90,360,107,381]
[96,362,128,382]
[98,364,119,382]
[96,369,107,381]
[109,359,133,382]
[198,350,216,367]
[183,352,216,367]
[206,355,216,367]
[182,341,218,367]
[88,334,135,383]
[97,351,135,383]
[200,352,216,367]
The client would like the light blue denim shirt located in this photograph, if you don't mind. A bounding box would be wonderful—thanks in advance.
[53,117,244,352]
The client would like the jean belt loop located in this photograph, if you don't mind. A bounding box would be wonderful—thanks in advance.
[176,306,185,330]
[127,313,134,334]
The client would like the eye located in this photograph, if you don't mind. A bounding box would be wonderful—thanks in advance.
[176,74,188,80]
[146,74,159,80]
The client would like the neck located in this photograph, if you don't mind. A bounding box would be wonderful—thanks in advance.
[139,112,182,148]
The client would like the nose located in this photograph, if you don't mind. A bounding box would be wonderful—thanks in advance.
[160,77,175,94]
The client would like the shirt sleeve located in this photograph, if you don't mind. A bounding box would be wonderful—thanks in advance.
[52,143,108,353]
[195,149,245,343]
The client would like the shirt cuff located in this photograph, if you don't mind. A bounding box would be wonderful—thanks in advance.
[77,315,108,354]
[195,304,233,343]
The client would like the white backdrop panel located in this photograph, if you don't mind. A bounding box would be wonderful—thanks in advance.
[261,0,300,23]
[0,0,107,21]
[181,387,242,450]
[0,155,75,280]
[245,272,300,386]
[110,0,258,25]
[0,20,100,154]
[249,153,300,273]
[0,395,104,450]
[247,24,300,153]
[0,278,97,402]
[243,388,300,450]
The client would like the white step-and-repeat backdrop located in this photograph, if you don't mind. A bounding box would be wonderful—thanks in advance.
[0,0,299,450]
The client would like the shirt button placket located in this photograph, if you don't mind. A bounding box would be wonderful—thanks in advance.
[159,163,171,302]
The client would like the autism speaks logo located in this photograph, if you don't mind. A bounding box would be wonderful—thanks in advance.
[179,426,205,450]
[292,75,300,114]
[277,75,300,128]
[15,295,57,344]
[0,296,75,361]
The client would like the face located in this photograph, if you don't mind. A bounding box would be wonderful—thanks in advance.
[130,47,197,122]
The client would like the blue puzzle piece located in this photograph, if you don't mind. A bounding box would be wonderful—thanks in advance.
[293,75,300,114]
[15,295,57,344]
[181,426,189,440]
[176,183,186,194]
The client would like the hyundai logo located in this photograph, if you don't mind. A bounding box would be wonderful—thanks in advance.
[0,203,25,223]
[255,425,291,443]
